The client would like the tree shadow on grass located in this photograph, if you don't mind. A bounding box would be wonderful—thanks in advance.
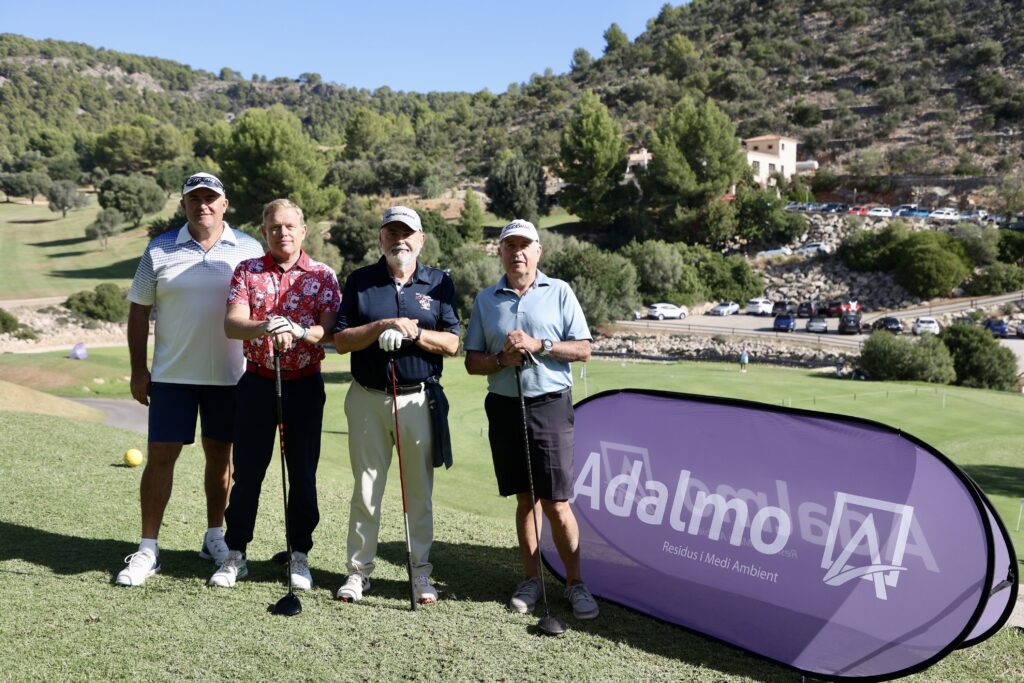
[29,235,90,248]
[49,250,91,258]
[11,218,58,225]
[962,464,1024,499]
[321,371,353,385]
[52,258,140,280]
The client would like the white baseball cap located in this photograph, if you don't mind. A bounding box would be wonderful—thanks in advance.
[182,172,226,197]
[380,205,423,232]
[499,219,540,243]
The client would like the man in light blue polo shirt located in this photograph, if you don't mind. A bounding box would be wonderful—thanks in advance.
[115,172,264,587]
[464,219,599,621]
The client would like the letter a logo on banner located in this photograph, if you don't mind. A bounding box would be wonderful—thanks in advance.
[821,492,914,600]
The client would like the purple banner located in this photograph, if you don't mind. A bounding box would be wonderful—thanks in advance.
[541,390,1017,680]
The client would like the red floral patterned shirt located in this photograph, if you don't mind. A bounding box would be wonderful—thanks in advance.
[227,251,340,371]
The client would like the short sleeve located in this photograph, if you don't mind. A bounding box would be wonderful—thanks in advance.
[463,294,486,352]
[333,274,358,334]
[226,263,250,306]
[561,284,592,341]
[436,273,461,336]
[127,246,156,306]
[317,269,341,315]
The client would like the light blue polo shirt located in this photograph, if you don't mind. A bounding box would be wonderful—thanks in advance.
[464,270,591,398]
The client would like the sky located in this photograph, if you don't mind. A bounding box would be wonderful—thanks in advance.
[2,1,674,93]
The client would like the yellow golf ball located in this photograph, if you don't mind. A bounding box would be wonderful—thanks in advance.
[124,448,144,467]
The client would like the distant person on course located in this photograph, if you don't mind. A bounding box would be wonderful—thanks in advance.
[332,205,460,605]
[208,198,339,590]
[116,172,263,587]
[463,219,599,621]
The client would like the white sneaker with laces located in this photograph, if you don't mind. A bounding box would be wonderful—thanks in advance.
[413,575,438,604]
[335,573,370,602]
[565,581,600,619]
[289,552,312,591]
[208,550,247,588]
[115,548,160,587]
[199,531,230,565]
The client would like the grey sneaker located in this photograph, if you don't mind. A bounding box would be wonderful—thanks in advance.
[565,581,599,619]
[413,575,438,604]
[509,577,542,614]
[208,550,247,588]
[289,552,312,591]
[115,548,160,587]
[199,532,230,565]
[335,573,370,602]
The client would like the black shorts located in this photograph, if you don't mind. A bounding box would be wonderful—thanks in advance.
[484,390,575,501]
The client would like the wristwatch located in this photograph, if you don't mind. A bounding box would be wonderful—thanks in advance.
[540,339,553,356]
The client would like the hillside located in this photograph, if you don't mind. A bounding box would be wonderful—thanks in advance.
[2,0,1023,186]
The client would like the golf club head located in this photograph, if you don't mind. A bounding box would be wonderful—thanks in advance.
[272,591,302,617]
[536,613,566,636]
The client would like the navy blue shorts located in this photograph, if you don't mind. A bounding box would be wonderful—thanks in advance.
[148,382,236,444]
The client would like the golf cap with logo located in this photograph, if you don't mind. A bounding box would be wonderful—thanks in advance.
[182,172,226,197]
[380,205,422,232]
[499,219,540,243]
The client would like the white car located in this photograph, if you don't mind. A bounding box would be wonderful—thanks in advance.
[646,303,688,320]
[746,298,773,316]
[796,242,832,255]
[929,208,960,222]
[755,246,792,259]
[867,206,892,217]
[708,301,740,316]
[912,317,941,335]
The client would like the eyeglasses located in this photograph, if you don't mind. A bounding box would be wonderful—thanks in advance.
[183,175,224,189]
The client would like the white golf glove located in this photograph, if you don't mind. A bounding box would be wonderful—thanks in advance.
[378,328,404,352]
[266,315,305,339]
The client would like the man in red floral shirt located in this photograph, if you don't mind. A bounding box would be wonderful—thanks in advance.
[208,198,340,590]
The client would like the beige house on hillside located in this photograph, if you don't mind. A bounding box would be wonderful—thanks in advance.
[742,135,799,188]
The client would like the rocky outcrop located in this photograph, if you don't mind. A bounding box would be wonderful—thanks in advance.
[593,332,854,368]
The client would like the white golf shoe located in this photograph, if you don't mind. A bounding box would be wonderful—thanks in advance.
[208,550,248,588]
[115,548,160,587]
[289,552,313,591]
[413,576,438,604]
[335,573,370,602]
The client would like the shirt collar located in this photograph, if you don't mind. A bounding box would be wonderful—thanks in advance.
[175,222,237,246]
[498,269,549,293]
[261,250,312,272]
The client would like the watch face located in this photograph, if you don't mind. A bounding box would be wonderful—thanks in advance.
[543,339,553,353]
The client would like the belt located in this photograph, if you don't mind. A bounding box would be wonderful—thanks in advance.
[361,381,425,396]
[523,389,569,405]
[246,361,320,380]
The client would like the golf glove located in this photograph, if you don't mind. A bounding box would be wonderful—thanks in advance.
[378,328,404,352]
[266,315,305,339]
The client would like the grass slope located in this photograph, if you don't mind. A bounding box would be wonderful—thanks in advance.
[0,197,178,300]
[0,356,1022,681]
[0,377,101,422]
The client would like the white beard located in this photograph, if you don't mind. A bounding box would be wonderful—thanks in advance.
[386,249,415,270]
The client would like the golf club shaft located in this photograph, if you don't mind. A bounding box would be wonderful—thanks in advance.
[390,360,417,610]
[274,353,295,596]
[515,366,552,616]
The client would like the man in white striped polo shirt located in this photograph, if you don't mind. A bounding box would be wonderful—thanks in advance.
[116,172,264,587]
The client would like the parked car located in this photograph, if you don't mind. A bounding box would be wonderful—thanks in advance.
[1017,322,1024,339]
[708,301,740,316]
[928,207,960,222]
[895,207,930,218]
[912,317,941,335]
[872,316,905,334]
[746,298,774,316]
[847,205,869,215]
[796,242,832,255]
[772,300,797,315]
[646,303,688,320]
[755,246,793,258]
[983,318,1011,338]
[773,313,797,332]
[825,300,845,317]
[805,316,828,334]
[797,300,823,317]
[867,206,893,217]
[838,312,864,334]
[960,209,989,223]
[842,300,861,314]
[820,203,848,213]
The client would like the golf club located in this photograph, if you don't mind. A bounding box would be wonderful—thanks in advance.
[515,359,566,636]
[271,352,301,617]
[389,358,418,611]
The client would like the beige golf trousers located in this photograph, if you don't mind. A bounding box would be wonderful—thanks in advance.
[344,381,435,579]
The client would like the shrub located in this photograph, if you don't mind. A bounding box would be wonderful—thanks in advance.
[964,262,1024,295]
[893,233,970,298]
[857,332,955,384]
[940,324,1019,390]
[0,308,18,334]
[64,283,129,322]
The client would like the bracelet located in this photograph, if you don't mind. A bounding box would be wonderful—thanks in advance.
[413,327,422,343]
[495,352,504,368]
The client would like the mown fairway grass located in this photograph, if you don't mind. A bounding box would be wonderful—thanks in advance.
[0,197,178,299]
[1,352,1021,681]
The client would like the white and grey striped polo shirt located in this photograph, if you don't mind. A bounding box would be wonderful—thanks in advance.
[129,223,264,385]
